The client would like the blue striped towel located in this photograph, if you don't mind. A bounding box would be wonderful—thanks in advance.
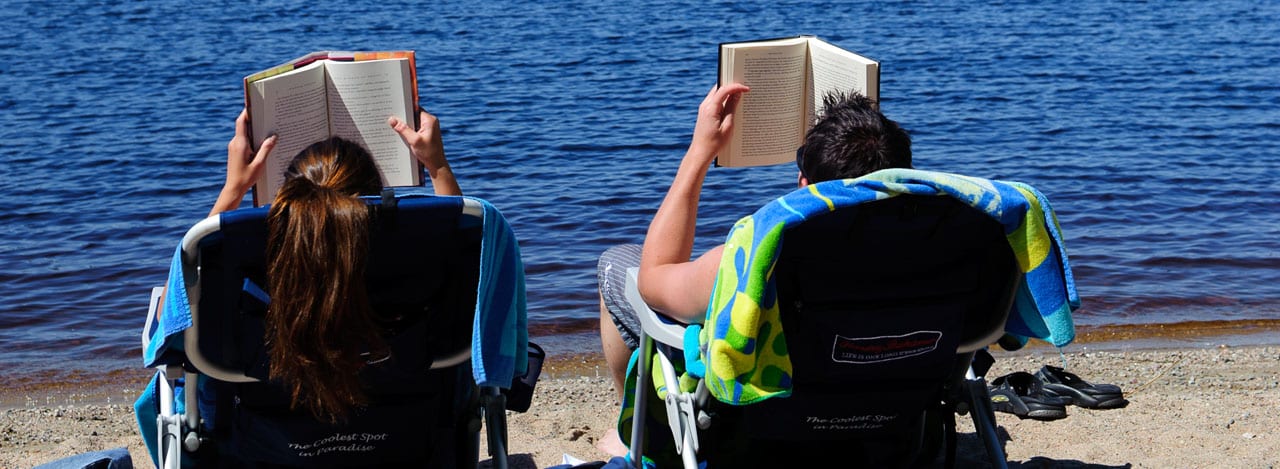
[471,197,529,386]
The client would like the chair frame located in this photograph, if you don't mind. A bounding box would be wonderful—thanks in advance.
[145,198,511,469]
[622,206,1019,468]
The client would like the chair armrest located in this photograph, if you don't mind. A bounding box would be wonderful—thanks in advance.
[623,267,695,349]
[143,286,164,351]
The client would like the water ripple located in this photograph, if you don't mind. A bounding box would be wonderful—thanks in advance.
[1,0,1277,380]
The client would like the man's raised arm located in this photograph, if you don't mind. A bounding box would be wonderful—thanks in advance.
[636,83,748,322]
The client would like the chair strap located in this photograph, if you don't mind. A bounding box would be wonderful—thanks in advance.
[239,278,270,312]
[379,188,399,227]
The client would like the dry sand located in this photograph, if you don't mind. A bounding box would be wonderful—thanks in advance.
[3,343,1277,468]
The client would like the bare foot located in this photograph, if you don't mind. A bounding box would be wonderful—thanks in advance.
[595,428,628,458]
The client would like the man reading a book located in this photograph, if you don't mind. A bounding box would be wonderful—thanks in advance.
[594,84,912,457]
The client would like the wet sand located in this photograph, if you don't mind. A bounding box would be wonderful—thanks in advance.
[3,327,1278,468]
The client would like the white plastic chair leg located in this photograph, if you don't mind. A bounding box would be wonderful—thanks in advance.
[157,366,183,469]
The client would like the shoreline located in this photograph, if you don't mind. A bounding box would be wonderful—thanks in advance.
[6,321,1278,411]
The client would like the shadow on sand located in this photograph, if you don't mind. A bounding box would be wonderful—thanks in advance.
[952,425,1132,469]
[481,453,538,469]
[482,429,1134,469]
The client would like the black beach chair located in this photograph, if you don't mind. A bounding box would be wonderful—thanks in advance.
[140,193,537,468]
[624,194,1019,468]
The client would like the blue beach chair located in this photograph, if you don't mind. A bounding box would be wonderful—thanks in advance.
[138,192,535,469]
[620,169,1078,468]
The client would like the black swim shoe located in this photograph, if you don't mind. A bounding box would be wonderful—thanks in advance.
[1035,365,1129,410]
[988,372,1070,421]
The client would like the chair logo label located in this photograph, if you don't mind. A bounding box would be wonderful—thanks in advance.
[288,432,388,457]
[831,331,942,364]
[806,414,898,431]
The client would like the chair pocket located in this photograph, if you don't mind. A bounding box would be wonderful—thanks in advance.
[503,342,545,412]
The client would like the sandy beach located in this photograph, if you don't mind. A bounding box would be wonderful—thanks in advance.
[3,338,1278,468]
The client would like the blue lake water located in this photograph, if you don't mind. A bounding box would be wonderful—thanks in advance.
[1,1,1277,383]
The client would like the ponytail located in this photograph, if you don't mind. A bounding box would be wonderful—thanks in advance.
[264,137,384,423]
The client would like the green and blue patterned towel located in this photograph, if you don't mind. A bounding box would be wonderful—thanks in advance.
[699,168,1078,405]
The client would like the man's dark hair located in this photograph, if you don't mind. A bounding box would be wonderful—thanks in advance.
[798,91,912,183]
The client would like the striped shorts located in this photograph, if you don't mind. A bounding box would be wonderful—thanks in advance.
[597,244,643,349]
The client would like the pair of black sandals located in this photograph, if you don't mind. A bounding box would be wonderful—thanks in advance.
[988,365,1128,421]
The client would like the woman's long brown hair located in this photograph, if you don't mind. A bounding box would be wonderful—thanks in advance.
[265,137,384,423]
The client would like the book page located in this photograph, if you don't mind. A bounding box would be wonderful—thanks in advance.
[245,61,331,206]
[324,59,420,187]
[720,39,809,167]
[807,38,879,128]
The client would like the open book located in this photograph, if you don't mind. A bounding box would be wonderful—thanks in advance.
[244,51,421,206]
[717,36,879,168]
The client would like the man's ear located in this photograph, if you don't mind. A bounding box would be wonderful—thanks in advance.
[798,172,810,188]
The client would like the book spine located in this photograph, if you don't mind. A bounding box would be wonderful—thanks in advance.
[244,63,296,84]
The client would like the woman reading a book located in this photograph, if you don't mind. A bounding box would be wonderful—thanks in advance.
[212,108,461,215]
[207,107,460,422]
